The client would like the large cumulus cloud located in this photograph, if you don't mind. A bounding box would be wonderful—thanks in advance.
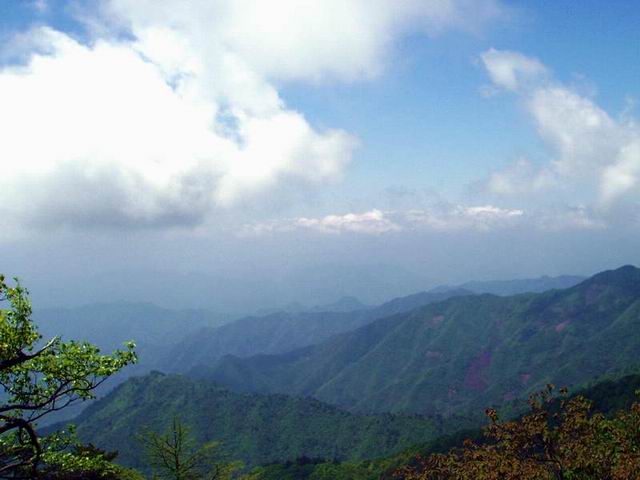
[0,0,505,232]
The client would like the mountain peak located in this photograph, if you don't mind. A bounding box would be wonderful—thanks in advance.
[317,296,367,312]
[584,265,640,288]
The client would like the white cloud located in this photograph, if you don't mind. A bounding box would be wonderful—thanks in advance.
[297,210,402,235]
[103,0,505,84]
[480,48,547,91]
[601,140,640,204]
[0,28,355,230]
[404,204,524,231]
[243,204,525,236]
[0,0,506,231]
[479,49,640,210]
[239,200,613,236]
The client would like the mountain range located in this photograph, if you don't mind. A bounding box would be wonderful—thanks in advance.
[44,265,640,475]
[156,274,587,374]
[193,266,640,416]
[31,273,587,379]
[63,372,465,471]
[158,289,471,373]
[27,272,587,431]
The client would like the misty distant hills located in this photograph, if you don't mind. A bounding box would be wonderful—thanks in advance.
[432,274,586,296]
[30,302,234,425]
[35,302,232,350]
[255,295,370,316]
[31,272,588,384]
[42,265,640,474]
[195,266,640,416]
[34,301,234,384]
[29,263,432,312]
[159,289,471,373]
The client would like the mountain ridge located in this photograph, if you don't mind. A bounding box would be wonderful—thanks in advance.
[195,265,640,416]
[159,288,473,373]
[58,372,468,470]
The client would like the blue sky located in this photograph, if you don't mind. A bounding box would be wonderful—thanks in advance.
[0,1,639,310]
[279,0,640,198]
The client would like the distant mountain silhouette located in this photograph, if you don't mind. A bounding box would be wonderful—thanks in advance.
[431,274,585,296]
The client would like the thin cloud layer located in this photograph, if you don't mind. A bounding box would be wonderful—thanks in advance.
[243,205,530,236]
[0,0,505,232]
[405,204,524,231]
[241,202,611,236]
[297,210,402,235]
[479,48,640,211]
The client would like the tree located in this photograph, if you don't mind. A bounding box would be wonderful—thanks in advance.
[0,275,137,478]
[139,417,240,480]
[34,432,144,480]
[398,385,640,480]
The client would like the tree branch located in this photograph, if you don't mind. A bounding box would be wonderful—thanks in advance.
[0,337,58,372]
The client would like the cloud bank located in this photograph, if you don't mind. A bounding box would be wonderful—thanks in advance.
[0,0,505,232]
[240,203,609,236]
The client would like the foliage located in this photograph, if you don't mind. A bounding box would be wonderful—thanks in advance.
[37,428,144,479]
[246,456,388,480]
[398,385,640,479]
[63,368,640,477]
[246,374,640,480]
[0,275,137,478]
[138,416,240,480]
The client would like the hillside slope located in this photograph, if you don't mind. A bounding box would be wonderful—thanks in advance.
[160,289,471,372]
[250,373,640,480]
[199,266,640,415]
[62,372,460,470]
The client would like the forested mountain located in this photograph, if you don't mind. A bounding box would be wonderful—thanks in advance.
[55,364,640,479]
[196,266,640,416]
[159,289,471,372]
[63,372,467,471]
[33,274,583,378]
[249,373,640,479]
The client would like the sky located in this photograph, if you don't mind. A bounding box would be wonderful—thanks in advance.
[0,0,639,312]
